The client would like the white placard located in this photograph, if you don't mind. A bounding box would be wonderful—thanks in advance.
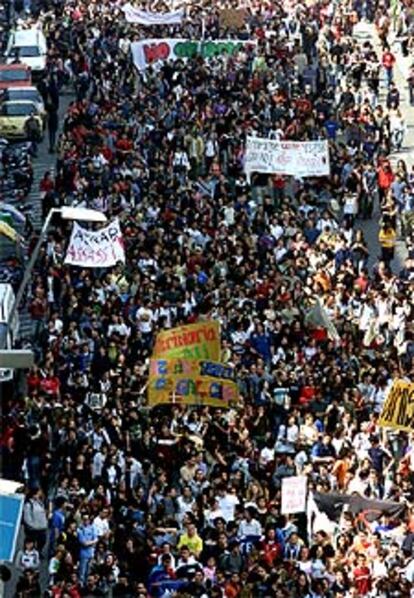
[64,218,125,268]
[244,136,330,180]
[281,475,307,515]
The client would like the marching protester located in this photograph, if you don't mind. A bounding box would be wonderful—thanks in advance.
[1,0,414,596]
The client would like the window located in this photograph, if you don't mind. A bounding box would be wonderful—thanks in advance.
[11,46,40,58]
[0,103,37,117]
[0,70,29,82]
[6,91,39,103]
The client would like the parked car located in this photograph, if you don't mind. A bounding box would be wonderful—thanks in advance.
[0,86,46,120]
[0,100,43,139]
[0,64,32,90]
[0,283,19,382]
[5,28,47,76]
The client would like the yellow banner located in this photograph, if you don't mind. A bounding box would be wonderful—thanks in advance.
[147,376,237,407]
[153,321,220,361]
[379,379,414,431]
[150,358,235,380]
[148,357,237,407]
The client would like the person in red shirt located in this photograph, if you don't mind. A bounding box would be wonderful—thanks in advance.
[116,133,133,158]
[272,175,285,205]
[39,368,61,399]
[39,171,55,198]
[352,554,372,596]
[224,572,242,598]
[377,159,394,205]
[261,528,282,566]
[382,48,396,87]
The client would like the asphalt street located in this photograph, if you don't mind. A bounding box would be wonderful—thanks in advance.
[354,22,413,272]
[17,91,73,341]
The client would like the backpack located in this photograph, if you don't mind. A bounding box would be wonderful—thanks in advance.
[25,117,41,141]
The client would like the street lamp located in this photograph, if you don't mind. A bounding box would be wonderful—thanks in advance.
[3,206,107,354]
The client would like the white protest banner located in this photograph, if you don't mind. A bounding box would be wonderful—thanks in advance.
[131,38,254,71]
[64,218,125,268]
[122,4,184,25]
[281,476,307,515]
[244,137,330,180]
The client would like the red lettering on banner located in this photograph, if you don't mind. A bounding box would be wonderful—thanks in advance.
[143,42,170,63]
[203,327,217,341]
[195,379,208,397]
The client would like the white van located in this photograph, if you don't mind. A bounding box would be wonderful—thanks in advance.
[5,29,47,75]
[0,283,19,382]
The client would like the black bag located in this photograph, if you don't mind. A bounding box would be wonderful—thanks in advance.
[25,117,41,142]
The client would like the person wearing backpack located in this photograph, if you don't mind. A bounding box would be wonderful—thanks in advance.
[23,488,48,556]
[25,112,42,157]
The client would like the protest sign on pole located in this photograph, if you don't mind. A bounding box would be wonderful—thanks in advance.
[131,39,254,71]
[153,321,220,360]
[64,218,125,268]
[281,476,307,514]
[219,8,246,29]
[244,137,330,181]
[122,4,184,25]
[379,379,414,432]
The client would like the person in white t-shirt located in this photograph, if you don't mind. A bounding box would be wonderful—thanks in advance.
[17,538,40,571]
[136,300,154,349]
[216,486,240,523]
[238,507,263,538]
[136,301,154,334]
[259,441,275,469]
[93,507,111,540]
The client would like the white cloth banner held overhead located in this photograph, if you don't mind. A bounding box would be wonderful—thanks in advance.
[244,137,330,180]
[281,475,307,515]
[64,218,125,268]
[131,38,254,72]
[122,4,184,25]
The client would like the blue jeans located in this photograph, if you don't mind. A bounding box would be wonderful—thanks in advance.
[27,455,41,489]
[79,554,92,585]
[392,129,404,149]
[385,67,393,87]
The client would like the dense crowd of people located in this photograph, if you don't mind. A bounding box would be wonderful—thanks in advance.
[2,0,414,596]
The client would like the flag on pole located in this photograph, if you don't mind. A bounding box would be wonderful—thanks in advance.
[305,298,340,342]
[306,492,337,542]
[0,203,26,224]
[0,220,19,242]
[0,212,15,228]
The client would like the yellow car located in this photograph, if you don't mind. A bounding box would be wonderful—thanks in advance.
[0,100,44,139]
[1,87,46,122]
